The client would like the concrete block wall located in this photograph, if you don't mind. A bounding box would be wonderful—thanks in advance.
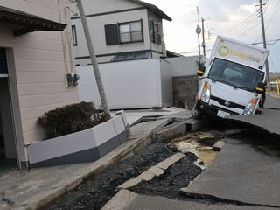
[172,75,199,109]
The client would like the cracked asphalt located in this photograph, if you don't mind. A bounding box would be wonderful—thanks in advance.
[46,96,280,210]
[227,95,280,135]
[46,142,178,210]
[103,132,280,210]
[103,113,280,210]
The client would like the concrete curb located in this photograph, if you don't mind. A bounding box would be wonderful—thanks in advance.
[117,153,185,190]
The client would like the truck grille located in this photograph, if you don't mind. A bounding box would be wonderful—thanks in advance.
[210,95,246,109]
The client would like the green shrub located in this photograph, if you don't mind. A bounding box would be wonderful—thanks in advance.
[38,102,110,139]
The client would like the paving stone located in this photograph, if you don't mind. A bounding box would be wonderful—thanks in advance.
[148,166,165,177]
[197,146,213,151]
[213,141,225,151]
[101,190,137,210]
[156,153,185,170]
[117,177,143,190]
[139,171,155,181]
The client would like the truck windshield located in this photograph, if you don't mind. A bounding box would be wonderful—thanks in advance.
[208,59,264,92]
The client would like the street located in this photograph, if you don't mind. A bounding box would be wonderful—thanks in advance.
[0,1,280,210]
[45,95,280,210]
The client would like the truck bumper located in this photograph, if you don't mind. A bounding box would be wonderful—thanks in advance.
[195,100,240,116]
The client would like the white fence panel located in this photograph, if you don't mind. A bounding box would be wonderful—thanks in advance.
[77,59,172,109]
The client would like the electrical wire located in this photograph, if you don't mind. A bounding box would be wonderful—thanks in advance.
[252,38,280,45]
[265,0,280,31]
[236,0,272,37]
[237,22,261,36]
[179,49,213,54]
[253,0,280,45]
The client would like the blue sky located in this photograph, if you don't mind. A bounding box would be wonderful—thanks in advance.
[145,0,280,72]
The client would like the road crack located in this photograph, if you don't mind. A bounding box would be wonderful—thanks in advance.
[180,192,280,208]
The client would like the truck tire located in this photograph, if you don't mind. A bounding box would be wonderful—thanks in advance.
[259,93,266,108]
[192,107,201,119]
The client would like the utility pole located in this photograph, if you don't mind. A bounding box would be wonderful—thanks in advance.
[196,6,201,63]
[258,0,270,85]
[76,0,110,116]
[201,17,206,57]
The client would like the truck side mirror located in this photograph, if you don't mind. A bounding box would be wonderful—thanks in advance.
[255,82,265,94]
[197,64,206,77]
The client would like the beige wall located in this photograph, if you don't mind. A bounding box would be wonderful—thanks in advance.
[0,0,63,22]
[70,0,140,16]
[72,9,151,64]
[71,0,166,64]
[0,0,80,162]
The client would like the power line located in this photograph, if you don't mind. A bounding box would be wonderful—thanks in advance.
[253,0,280,44]
[179,49,213,54]
[265,0,280,32]
[252,38,280,45]
[238,8,260,25]
[237,22,261,36]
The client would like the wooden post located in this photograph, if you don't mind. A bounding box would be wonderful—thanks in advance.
[76,0,110,116]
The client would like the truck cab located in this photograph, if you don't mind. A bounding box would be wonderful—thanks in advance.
[193,36,268,118]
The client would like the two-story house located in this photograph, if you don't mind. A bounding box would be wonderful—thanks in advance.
[71,0,172,65]
[0,0,80,170]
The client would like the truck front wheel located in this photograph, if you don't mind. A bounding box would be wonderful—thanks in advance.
[192,106,201,119]
[259,93,266,108]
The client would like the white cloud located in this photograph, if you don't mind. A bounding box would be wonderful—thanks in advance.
[144,0,280,72]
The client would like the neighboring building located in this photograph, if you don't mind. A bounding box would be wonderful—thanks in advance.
[0,0,80,170]
[70,0,172,65]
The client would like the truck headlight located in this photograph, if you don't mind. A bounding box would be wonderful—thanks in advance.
[200,82,211,103]
[243,99,258,115]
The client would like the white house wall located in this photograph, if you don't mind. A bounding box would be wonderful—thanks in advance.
[73,9,151,64]
[0,1,80,162]
[148,12,165,58]
[71,0,141,16]
[78,59,173,109]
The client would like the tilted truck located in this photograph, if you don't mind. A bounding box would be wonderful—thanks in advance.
[192,36,269,118]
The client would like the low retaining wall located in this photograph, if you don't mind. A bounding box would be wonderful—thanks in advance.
[27,112,129,168]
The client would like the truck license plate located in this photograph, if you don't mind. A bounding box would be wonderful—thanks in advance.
[217,110,230,118]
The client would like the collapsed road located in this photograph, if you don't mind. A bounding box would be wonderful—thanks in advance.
[45,114,280,210]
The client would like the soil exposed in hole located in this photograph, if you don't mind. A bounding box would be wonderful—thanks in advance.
[45,143,176,210]
[169,131,224,166]
[130,153,202,199]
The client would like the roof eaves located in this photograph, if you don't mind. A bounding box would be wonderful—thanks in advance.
[0,6,66,36]
[127,0,172,21]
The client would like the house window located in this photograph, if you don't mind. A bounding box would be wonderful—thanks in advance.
[119,20,143,43]
[150,21,162,45]
[72,25,77,46]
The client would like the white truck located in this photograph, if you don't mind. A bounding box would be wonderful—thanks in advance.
[193,36,269,118]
